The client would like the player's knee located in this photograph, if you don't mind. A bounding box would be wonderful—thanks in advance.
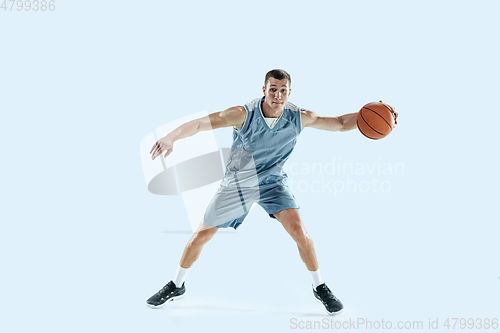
[189,229,213,247]
[289,223,308,243]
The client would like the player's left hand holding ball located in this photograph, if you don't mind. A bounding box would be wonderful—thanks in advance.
[380,100,398,126]
[357,100,398,140]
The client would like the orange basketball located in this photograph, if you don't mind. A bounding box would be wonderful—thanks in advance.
[357,101,395,140]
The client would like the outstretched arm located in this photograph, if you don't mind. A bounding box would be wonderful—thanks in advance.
[300,109,358,132]
[150,106,246,160]
[300,101,398,132]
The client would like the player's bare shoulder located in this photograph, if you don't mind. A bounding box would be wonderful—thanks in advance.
[208,106,247,130]
[221,106,246,128]
[300,108,319,129]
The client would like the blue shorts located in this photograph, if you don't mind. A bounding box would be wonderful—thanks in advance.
[203,181,300,230]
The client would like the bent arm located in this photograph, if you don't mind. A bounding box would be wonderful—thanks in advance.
[301,109,358,132]
[167,106,246,143]
[150,106,246,160]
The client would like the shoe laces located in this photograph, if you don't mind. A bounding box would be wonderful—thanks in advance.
[317,284,339,301]
[158,281,174,295]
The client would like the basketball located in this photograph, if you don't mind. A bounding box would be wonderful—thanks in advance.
[356,101,396,140]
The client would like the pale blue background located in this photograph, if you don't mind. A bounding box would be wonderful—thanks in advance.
[1,0,499,332]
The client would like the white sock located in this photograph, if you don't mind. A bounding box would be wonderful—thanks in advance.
[310,269,324,289]
[173,265,190,288]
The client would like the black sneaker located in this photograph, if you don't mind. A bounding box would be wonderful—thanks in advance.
[313,283,343,314]
[146,281,186,308]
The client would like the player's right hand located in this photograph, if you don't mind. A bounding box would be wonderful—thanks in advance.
[150,136,174,160]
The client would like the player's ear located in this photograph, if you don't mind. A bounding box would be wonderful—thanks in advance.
[262,85,266,95]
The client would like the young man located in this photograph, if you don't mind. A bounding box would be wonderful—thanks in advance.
[147,69,397,314]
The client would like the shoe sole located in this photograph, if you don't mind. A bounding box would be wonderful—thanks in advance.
[146,292,186,309]
[313,292,343,315]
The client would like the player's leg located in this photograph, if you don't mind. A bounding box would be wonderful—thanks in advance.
[272,208,318,271]
[273,208,343,314]
[146,219,218,308]
[146,181,252,309]
[179,219,218,268]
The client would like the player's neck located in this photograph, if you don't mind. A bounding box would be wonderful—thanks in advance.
[261,100,283,118]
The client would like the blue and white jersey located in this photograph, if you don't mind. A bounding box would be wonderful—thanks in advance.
[223,96,302,186]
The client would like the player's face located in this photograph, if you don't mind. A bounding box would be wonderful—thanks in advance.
[262,78,291,112]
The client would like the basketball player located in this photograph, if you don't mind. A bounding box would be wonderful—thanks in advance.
[147,69,398,314]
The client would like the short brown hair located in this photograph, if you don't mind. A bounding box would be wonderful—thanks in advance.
[264,69,291,88]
